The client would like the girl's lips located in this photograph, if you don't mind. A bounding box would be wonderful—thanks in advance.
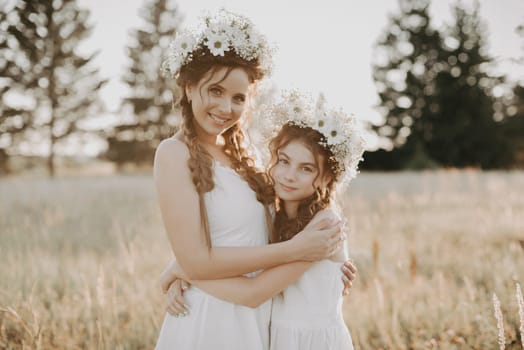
[279,183,297,192]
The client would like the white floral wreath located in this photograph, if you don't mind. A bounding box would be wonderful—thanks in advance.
[253,90,366,185]
[162,9,274,78]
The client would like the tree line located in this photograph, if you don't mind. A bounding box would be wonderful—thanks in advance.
[0,0,523,176]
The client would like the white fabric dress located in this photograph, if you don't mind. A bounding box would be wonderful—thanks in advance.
[270,259,354,350]
[155,161,271,350]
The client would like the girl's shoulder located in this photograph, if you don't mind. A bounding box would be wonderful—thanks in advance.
[312,207,341,223]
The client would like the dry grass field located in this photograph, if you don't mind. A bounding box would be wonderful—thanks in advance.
[1,170,523,349]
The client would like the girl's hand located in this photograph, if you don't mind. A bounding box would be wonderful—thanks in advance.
[166,279,191,317]
[160,260,189,294]
[291,217,345,261]
[341,259,357,296]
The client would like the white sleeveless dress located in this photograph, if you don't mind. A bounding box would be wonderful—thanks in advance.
[156,161,271,350]
[270,259,354,350]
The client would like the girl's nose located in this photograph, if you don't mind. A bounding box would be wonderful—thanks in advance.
[283,167,296,181]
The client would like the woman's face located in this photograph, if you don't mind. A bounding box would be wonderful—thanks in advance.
[271,140,325,203]
[186,67,251,142]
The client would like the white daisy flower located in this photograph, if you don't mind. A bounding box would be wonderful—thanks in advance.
[205,32,230,56]
[229,26,246,47]
[326,127,345,145]
[173,33,196,55]
[162,9,273,77]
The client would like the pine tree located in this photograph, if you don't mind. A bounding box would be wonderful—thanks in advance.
[502,23,524,167]
[368,0,513,169]
[0,2,45,173]
[0,0,106,177]
[105,0,180,167]
[371,0,444,169]
[428,1,510,168]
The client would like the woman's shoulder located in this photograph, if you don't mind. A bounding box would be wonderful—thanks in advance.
[155,134,189,162]
[154,135,191,178]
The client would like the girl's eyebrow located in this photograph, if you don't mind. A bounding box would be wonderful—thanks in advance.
[278,151,289,158]
[279,151,317,168]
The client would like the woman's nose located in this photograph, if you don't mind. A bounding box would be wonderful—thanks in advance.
[217,97,232,114]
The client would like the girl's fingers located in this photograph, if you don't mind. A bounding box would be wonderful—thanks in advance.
[342,275,352,288]
[181,280,190,291]
[343,260,358,275]
[175,295,188,313]
[166,293,184,315]
[341,265,356,281]
[166,282,188,316]
[166,295,186,316]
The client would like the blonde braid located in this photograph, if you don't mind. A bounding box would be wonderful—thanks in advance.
[223,124,274,204]
[180,96,215,247]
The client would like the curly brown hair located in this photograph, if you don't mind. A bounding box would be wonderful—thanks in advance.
[268,123,339,244]
[175,48,275,247]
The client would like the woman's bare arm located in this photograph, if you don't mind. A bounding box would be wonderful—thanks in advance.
[154,138,343,280]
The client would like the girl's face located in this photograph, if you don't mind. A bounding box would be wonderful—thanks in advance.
[271,140,325,203]
[186,67,252,143]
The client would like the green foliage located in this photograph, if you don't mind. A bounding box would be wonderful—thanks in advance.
[104,0,181,166]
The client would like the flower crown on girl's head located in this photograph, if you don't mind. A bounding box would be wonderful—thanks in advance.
[254,90,366,186]
[162,9,274,78]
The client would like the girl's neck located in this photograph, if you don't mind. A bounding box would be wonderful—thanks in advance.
[283,200,299,219]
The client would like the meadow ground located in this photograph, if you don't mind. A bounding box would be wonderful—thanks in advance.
[1,170,523,349]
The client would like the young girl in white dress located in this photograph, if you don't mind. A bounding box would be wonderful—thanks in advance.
[164,91,365,350]
[153,10,355,350]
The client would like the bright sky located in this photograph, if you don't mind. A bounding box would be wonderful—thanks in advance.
[77,0,523,153]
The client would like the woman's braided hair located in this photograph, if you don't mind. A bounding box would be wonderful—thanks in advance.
[176,49,275,247]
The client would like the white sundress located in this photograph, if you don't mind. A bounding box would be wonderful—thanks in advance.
[270,259,354,350]
[155,160,272,350]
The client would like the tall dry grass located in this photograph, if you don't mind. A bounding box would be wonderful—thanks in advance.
[1,170,523,349]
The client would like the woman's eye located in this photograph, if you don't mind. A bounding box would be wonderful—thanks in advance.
[209,87,222,96]
[302,167,313,173]
[233,95,245,103]
[278,158,288,164]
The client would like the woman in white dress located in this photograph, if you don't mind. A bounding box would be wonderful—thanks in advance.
[162,91,365,350]
[153,10,353,350]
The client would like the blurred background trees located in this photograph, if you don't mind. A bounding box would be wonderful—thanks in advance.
[103,0,181,168]
[0,0,523,176]
[363,0,524,170]
[0,0,106,176]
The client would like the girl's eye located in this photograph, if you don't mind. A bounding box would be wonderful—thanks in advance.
[302,167,314,173]
[278,158,288,164]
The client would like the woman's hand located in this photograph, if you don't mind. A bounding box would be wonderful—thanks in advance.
[165,279,191,317]
[291,217,345,261]
[341,259,357,296]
